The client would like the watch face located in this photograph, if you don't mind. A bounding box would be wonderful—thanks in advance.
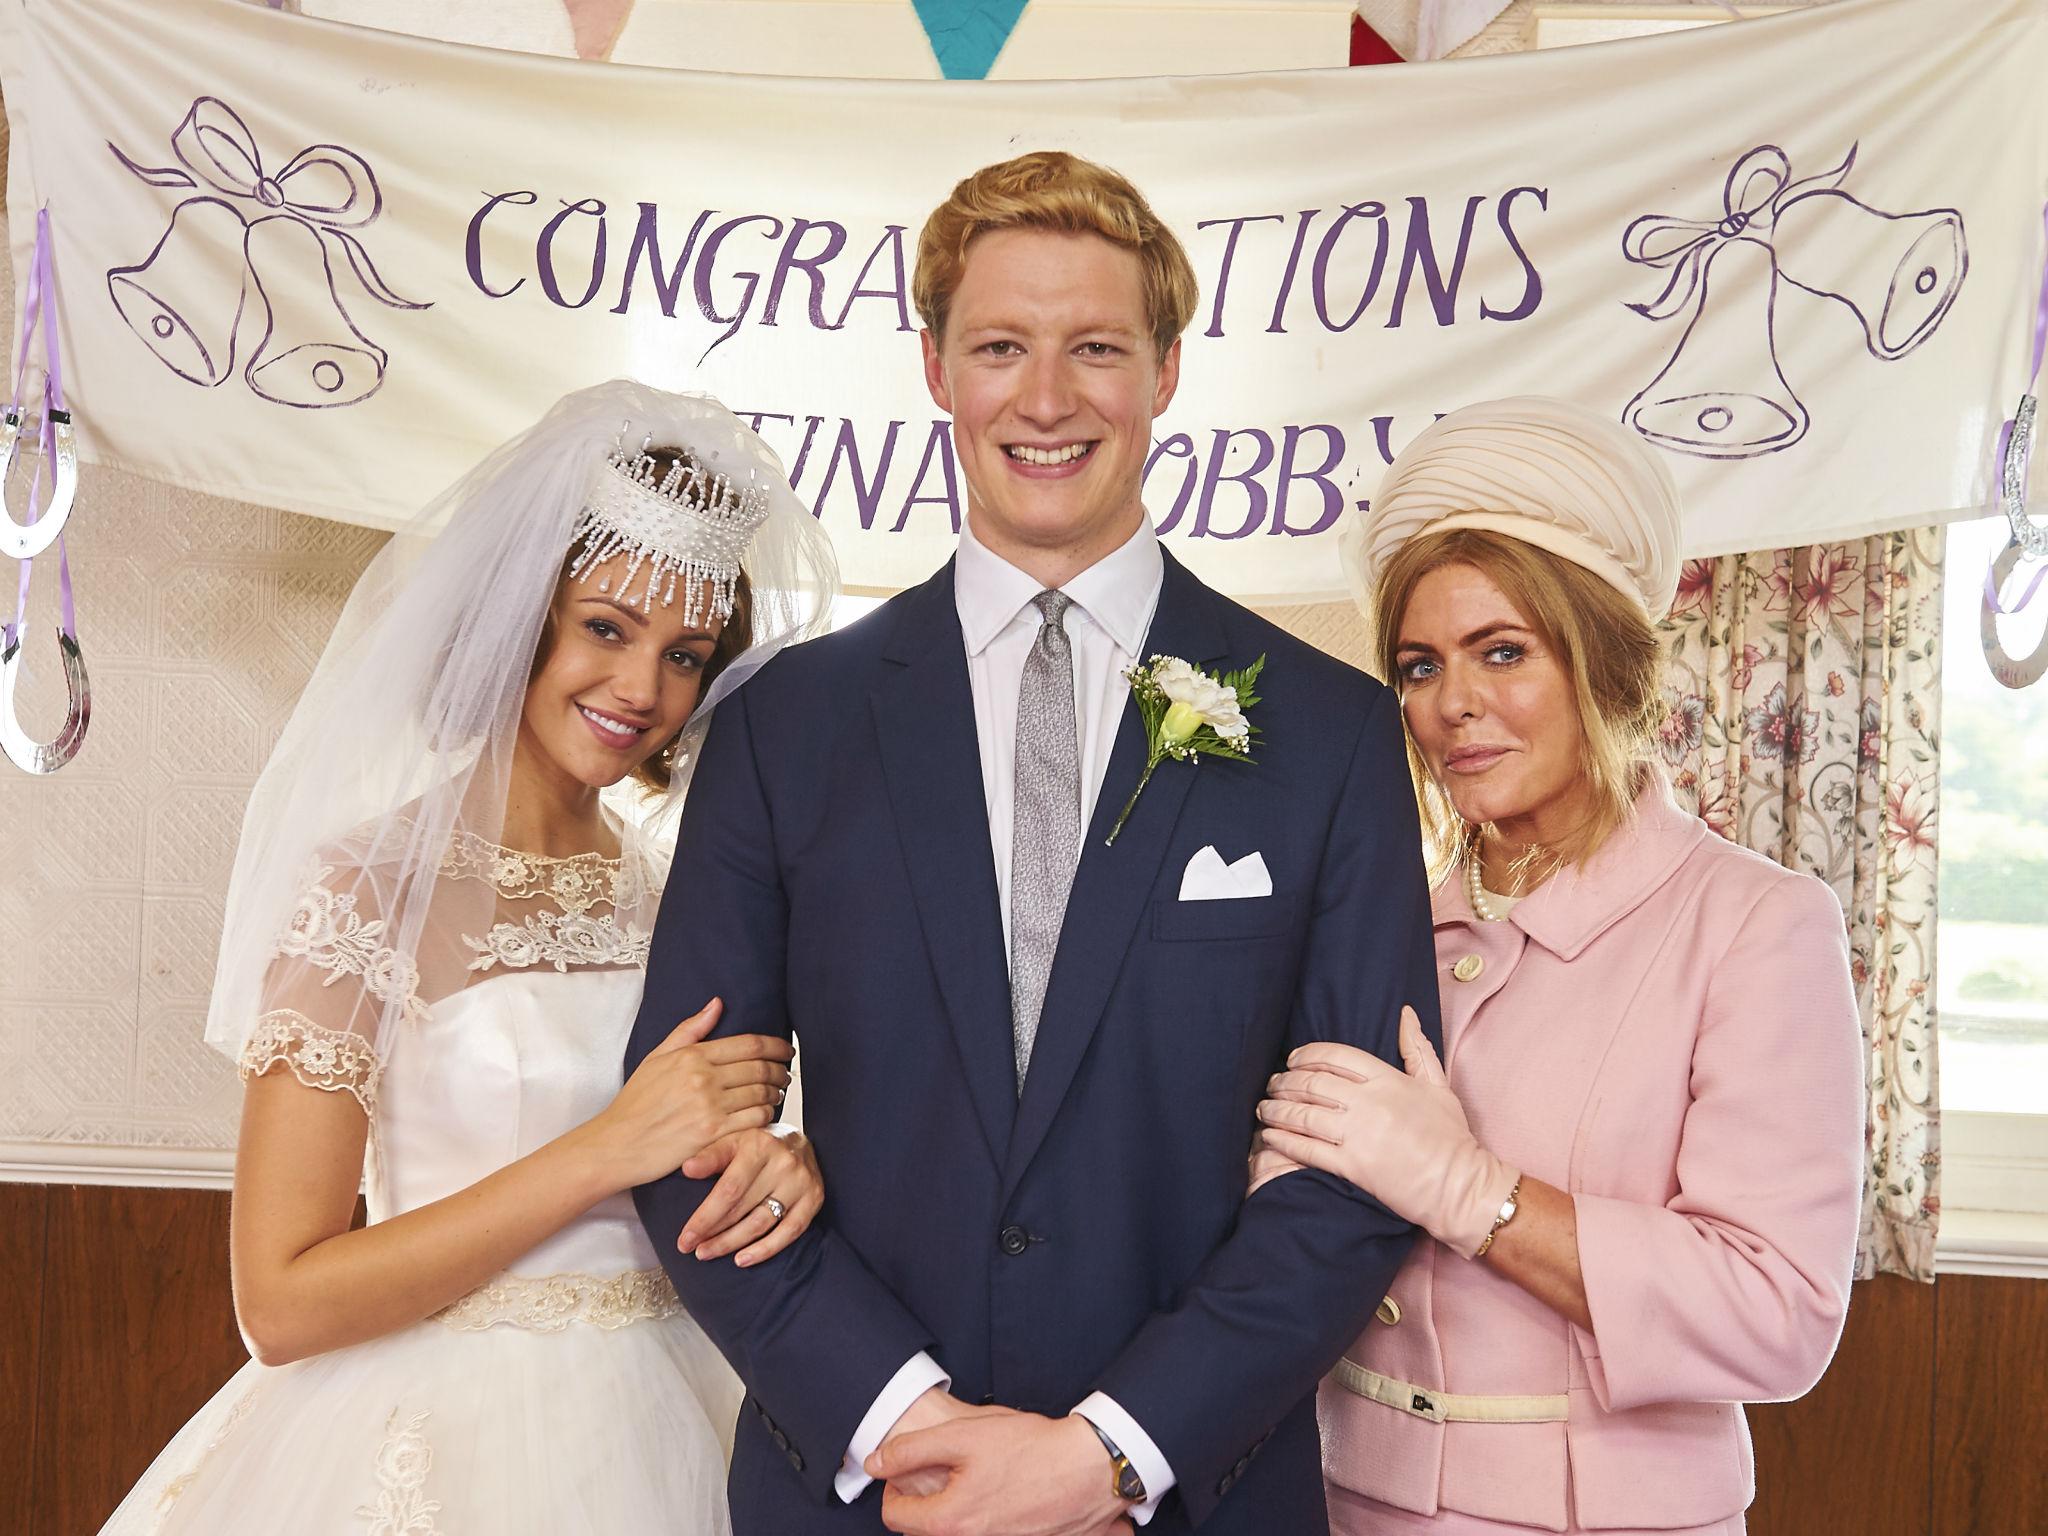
[1115,1460,1146,1501]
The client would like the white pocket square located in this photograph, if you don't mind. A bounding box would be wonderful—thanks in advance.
[1178,845,1273,902]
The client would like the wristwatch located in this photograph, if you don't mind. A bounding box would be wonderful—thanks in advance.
[1474,1175,1523,1260]
[1085,1418,1148,1503]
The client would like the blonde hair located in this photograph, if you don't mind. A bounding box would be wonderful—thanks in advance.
[913,151,1199,358]
[1371,529,1664,884]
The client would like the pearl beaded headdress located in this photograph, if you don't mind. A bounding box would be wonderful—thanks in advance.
[568,431,772,626]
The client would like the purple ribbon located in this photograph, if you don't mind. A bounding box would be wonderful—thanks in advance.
[1985,203,2048,617]
[8,206,77,647]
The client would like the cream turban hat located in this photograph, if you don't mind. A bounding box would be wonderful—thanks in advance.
[1341,396,1683,622]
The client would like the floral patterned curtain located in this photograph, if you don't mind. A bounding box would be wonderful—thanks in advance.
[1656,530,1942,1282]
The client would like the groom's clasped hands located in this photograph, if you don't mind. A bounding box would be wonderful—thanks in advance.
[865,1386,1135,1536]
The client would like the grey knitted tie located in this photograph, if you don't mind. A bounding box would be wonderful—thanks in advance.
[1009,590,1080,1090]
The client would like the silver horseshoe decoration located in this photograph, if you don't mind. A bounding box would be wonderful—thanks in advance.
[0,405,79,561]
[1984,393,2048,690]
[2003,395,2048,557]
[0,625,91,773]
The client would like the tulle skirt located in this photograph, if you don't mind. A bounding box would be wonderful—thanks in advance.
[98,1306,742,1535]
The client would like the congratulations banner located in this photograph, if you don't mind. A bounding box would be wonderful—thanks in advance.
[4,0,2044,599]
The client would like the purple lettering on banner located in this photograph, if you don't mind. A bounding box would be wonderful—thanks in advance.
[1389,194,1484,328]
[1193,427,1275,539]
[782,414,828,488]
[1370,414,1398,464]
[1481,185,1547,323]
[694,214,786,361]
[1311,202,1389,333]
[537,197,607,309]
[831,226,916,332]
[1195,214,1285,339]
[611,204,715,317]
[893,421,962,532]
[466,190,538,299]
[762,218,849,329]
[812,418,906,528]
[1266,209,1319,335]
[1272,424,1346,535]
[1144,433,1200,535]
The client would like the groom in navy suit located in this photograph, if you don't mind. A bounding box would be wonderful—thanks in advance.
[628,151,1437,1535]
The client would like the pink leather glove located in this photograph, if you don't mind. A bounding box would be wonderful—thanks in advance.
[1256,1007,1519,1260]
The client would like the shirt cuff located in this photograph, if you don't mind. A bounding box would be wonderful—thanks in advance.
[834,1351,950,1504]
[1074,1391,1175,1525]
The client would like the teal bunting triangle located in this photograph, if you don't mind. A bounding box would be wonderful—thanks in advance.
[911,0,1030,79]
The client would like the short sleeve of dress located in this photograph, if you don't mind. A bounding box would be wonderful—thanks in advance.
[235,861,423,1118]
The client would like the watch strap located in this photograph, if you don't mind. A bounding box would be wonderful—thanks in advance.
[1084,1417,1148,1502]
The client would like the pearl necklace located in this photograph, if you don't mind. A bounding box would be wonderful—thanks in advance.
[1464,844,1512,923]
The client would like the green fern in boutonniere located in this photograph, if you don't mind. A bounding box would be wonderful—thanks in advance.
[1104,653,1265,846]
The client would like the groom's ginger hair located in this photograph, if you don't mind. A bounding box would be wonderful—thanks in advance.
[913,151,1199,358]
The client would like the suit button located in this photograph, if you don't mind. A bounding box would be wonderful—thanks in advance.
[998,1225,1030,1256]
[1235,1455,1251,1476]
[977,1392,996,1405]
[771,1428,789,1451]
[1376,1295,1402,1326]
[1453,953,1484,983]
[1217,1474,1234,1496]
[790,1448,806,1472]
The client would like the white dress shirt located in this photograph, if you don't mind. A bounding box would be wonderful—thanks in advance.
[835,517,1176,1521]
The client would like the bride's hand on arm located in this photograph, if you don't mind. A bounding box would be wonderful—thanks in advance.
[231,999,789,1367]
[566,998,794,1190]
[674,1123,824,1267]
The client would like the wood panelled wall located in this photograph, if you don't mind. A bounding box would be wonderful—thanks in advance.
[4,1181,2045,1536]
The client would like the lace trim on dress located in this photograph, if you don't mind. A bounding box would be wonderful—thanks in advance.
[238,1010,381,1115]
[440,828,641,915]
[462,911,652,974]
[432,1267,681,1332]
[441,828,656,974]
[356,1410,442,1535]
[275,866,429,1028]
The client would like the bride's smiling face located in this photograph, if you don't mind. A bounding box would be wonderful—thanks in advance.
[519,554,724,792]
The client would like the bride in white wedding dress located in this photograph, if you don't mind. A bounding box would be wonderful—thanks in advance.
[96,381,838,1535]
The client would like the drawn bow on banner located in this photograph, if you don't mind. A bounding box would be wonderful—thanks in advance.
[105,97,431,409]
[1621,143,1968,460]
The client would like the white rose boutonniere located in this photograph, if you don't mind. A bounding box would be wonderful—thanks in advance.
[1104,652,1265,846]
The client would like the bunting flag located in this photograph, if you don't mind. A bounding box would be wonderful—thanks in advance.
[911,0,1031,78]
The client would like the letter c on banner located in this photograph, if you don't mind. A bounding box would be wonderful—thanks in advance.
[466,190,538,299]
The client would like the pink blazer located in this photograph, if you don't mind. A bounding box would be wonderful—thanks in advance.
[1320,779,1865,1532]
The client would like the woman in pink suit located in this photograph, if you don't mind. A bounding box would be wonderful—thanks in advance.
[1256,397,1865,1535]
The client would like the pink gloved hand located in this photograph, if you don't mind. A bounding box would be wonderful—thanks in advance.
[1255,1007,1519,1260]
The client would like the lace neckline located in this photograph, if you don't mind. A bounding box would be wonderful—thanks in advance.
[441,829,629,917]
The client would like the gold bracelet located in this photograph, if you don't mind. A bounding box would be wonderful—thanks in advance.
[1473,1175,1522,1261]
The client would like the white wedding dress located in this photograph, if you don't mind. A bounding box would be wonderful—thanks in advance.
[99,838,740,1536]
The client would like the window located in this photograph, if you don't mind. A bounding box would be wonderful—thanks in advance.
[1938,513,2048,1227]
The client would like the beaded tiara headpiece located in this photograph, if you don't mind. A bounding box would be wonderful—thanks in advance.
[568,429,772,626]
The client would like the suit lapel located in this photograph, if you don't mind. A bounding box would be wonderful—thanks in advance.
[872,563,1016,1164]
[1003,553,1231,1198]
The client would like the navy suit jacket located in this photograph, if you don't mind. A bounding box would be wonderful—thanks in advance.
[628,551,1438,1534]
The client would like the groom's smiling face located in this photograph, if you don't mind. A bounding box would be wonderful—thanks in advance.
[923,226,1180,577]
